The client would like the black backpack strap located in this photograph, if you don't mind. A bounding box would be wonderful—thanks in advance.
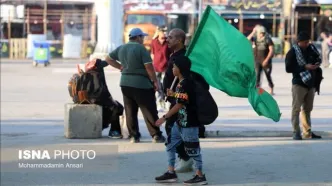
[191,71,209,90]
[266,36,273,47]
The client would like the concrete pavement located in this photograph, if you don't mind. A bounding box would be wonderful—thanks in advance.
[1,60,332,185]
[1,137,332,186]
[0,58,89,64]
[1,59,332,137]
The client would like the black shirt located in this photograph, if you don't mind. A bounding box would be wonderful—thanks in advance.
[163,48,187,93]
[163,48,209,105]
[285,44,321,88]
[94,60,114,106]
[174,78,199,128]
[96,60,108,85]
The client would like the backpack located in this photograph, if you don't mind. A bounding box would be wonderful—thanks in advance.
[194,80,218,125]
[185,72,218,126]
[68,60,105,104]
[169,73,218,125]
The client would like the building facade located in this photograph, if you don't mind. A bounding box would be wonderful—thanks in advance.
[0,0,96,58]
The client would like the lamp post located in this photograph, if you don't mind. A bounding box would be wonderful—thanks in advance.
[198,0,203,21]
[290,3,295,43]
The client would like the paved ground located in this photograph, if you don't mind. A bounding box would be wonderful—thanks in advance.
[1,137,332,186]
[1,58,332,137]
[1,58,332,185]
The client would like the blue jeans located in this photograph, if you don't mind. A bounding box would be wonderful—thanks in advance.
[166,124,203,171]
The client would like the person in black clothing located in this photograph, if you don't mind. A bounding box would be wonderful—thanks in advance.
[163,28,208,173]
[155,56,208,185]
[285,32,323,140]
[91,59,124,139]
[247,25,275,95]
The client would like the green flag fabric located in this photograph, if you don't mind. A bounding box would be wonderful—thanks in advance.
[186,5,281,122]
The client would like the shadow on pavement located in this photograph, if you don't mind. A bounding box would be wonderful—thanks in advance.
[1,139,332,186]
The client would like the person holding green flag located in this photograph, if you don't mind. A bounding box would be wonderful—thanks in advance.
[186,5,281,122]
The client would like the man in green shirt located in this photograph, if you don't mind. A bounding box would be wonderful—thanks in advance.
[105,28,166,143]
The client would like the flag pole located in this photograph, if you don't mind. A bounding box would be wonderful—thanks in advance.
[165,77,178,103]
[170,77,178,90]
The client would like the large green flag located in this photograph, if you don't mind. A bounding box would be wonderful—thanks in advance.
[186,5,281,122]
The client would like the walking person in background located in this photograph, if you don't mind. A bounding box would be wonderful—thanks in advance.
[151,27,171,111]
[317,14,332,68]
[247,25,275,95]
[285,31,323,140]
[105,28,166,143]
[324,33,332,68]
[320,31,330,68]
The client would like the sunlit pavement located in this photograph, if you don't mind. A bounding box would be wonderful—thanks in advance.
[1,59,332,185]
